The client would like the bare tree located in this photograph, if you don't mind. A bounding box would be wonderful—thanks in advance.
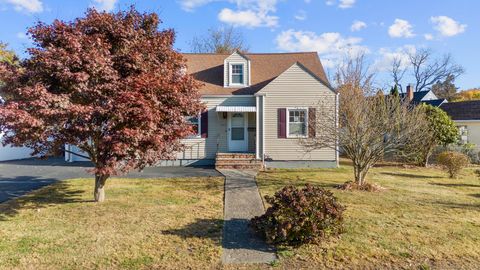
[410,49,464,92]
[302,56,428,186]
[190,26,249,53]
[391,56,406,92]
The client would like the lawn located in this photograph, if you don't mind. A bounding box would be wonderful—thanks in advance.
[256,161,480,269]
[0,177,224,270]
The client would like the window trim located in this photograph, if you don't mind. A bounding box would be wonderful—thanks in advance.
[229,62,246,87]
[186,114,201,139]
[286,107,309,138]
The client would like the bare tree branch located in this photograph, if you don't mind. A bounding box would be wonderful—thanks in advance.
[409,48,464,92]
[190,26,249,54]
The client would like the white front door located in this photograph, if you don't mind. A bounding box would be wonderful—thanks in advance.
[228,112,248,152]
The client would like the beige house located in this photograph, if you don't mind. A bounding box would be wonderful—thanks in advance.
[441,100,480,148]
[66,51,339,169]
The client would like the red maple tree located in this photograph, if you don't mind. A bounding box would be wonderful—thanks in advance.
[0,7,203,202]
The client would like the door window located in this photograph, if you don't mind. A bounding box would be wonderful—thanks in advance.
[231,113,245,141]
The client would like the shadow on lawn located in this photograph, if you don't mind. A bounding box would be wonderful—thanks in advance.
[256,175,337,190]
[162,218,223,244]
[0,178,85,221]
[382,172,441,179]
[429,182,480,188]
[429,200,480,211]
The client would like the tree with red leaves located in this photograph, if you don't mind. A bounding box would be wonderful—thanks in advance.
[0,7,203,202]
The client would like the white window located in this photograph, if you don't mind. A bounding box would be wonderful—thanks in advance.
[230,63,244,85]
[458,125,468,144]
[186,115,201,138]
[287,108,308,138]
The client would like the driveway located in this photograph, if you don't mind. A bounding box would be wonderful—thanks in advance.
[0,158,221,203]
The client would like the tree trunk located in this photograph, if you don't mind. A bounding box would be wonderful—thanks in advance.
[94,174,108,202]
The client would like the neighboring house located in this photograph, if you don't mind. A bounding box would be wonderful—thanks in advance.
[66,51,339,169]
[0,96,35,161]
[399,84,447,107]
[0,132,34,161]
[440,100,480,148]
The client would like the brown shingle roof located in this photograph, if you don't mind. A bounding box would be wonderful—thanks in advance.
[182,52,331,95]
[440,100,480,120]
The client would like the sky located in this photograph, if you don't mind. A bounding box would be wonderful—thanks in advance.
[0,0,478,90]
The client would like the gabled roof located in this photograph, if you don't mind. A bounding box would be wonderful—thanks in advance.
[399,90,430,103]
[182,52,330,95]
[440,100,480,120]
[423,99,447,107]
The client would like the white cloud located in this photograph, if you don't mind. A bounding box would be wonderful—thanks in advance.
[4,0,43,13]
[325,0,335,5]
[92,0,117,12]
[339,0,355,9]
[325,0,356,8]
[275,29,369,68]
[351,20,367,32]
[16,32,28,39]
[373,45,416,72]
[424,33,434,41]
[294,10,307,21]
[388,19,415,38]
[180,0,280,28]
[179,0,216,11]
[431,16,466,37]
[218,8,278,27]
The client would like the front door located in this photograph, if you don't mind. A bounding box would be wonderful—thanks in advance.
[228,112,248,152]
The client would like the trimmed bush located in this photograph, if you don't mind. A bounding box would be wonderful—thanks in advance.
[437,151,470,178]
[251,184,345,246]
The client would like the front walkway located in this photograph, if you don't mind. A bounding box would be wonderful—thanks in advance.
[219,169,276,264]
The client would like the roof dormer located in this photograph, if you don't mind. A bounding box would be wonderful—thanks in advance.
[223,51,250,88]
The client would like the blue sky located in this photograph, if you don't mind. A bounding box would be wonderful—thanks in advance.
[0,0,478,89]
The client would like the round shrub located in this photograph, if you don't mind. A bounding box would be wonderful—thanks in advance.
[437,151,470,178]
[251,184,345,246]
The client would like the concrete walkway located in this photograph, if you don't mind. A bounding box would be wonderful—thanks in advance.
[219,169,276,264]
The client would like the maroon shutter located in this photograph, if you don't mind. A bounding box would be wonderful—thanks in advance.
[308,107,316,138]
[201,111,208,138]
[278,108,287,138]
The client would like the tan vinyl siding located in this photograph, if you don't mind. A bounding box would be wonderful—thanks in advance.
[224,52,249,87]
[258,63,336,161]
[178,96,255,159]
[454,120,480,149]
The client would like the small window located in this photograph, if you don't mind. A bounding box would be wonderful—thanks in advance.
[230,64,244,85]
[186,115,201,138]
[288,109,308,137]
[458,125,468,144]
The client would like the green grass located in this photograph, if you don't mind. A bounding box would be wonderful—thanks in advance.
[0,177,224,270]
[255,161,480,269]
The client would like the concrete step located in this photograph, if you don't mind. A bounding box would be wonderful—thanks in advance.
[216,164,263,170]
[216,153,256,159]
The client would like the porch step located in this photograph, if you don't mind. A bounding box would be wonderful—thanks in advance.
[215,153,263,170]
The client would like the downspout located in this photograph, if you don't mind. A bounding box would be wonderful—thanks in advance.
[255,96,260,160]
[335,92,340,167]
[262,95,266,165]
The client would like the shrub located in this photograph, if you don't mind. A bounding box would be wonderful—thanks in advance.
[251,184,345,246]
[437,151,470,178]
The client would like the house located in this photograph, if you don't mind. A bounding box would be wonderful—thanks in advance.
[0,96,35,161]
[440,100,480,148]
[399,84,447,107]
[66,51,339,169]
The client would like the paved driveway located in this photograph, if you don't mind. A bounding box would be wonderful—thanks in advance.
[0,158,221,203]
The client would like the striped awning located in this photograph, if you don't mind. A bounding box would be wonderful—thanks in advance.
[215,106,257,112]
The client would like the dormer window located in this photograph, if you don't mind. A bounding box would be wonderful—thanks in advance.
[230,63,244,85]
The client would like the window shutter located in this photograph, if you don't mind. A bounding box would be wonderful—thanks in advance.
[308,107,316,138]
[278,108,287,138]
[201,111,208,138]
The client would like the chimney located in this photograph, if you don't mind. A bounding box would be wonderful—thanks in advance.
[406,84,414,101]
